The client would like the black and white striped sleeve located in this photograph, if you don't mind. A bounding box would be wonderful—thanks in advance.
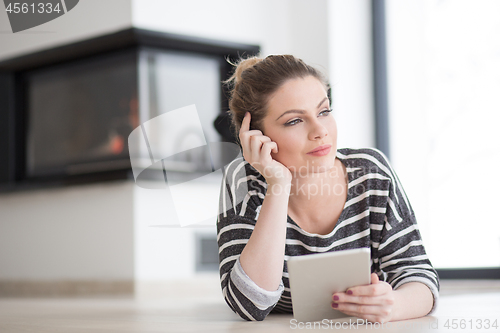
[370,149,440,315]
[216,158,284,321]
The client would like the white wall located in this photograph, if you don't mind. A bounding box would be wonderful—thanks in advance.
[133,180,219,282]
[132,0,330,71]
[0,0,132,61]
[0,181,134,280]
[0,175,219,285]
[132,0,290,57]
[280,0,330,74]
[328,0,376,149]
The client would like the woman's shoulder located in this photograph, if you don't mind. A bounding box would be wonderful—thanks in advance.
[222,156,267,199]
[223,156,266,184]
[337,147,390,163]
[219,156,267,221]
[337,147,393,177]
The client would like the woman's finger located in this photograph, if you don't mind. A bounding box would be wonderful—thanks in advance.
[240,129,263,160]
[332,301,392,322]
[250,135,271,163]
[332,302,380,316]
[260,141,277,161]
[345,281,391,297]
[240,129,263,147]
[333,293,394,306]
[239,113,261,141]
[345,285,377,297]
[240,112,250,134]
[269,141,278,154]
[238,112,251,151]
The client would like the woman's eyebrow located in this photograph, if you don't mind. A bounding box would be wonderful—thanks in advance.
[275,97,329,121]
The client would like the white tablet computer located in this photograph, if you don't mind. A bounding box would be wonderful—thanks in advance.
[287,248,371,323]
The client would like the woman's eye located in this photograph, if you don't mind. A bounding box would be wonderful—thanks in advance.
[285,118,301,126]
[284,110,331,126]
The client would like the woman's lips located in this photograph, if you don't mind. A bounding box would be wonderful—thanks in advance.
[307,144,332,156]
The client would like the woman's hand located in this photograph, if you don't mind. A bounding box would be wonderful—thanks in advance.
[239,112,292,185]
[331,273,395,323]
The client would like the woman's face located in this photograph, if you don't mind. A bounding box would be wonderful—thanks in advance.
[261,75,338,176]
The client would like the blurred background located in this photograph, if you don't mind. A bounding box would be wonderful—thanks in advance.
[0,0,498,298]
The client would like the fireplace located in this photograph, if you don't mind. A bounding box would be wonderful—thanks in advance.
[0,28,259,191]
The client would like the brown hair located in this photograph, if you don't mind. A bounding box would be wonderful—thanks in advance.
[224,54,330,143]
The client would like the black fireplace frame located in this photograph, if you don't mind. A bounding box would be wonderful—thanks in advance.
[0,28,259,192]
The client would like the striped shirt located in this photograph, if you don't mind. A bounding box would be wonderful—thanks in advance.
[217,147,440,321]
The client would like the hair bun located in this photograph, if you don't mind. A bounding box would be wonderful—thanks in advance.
[226,56,263,85]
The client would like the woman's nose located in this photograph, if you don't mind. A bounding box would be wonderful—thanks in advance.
[308,119,328,140]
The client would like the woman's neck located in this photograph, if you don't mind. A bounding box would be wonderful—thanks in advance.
[288,158,348,205]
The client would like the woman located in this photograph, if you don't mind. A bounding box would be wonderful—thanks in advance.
[217,54,439,322]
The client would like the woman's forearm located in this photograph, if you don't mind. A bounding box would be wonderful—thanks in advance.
[239,182,290,291]
[391,282,434,321]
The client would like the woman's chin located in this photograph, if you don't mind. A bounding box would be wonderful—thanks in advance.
[286,156,337,177]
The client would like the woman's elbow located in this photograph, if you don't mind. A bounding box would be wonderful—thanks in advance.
[227,303,269,322]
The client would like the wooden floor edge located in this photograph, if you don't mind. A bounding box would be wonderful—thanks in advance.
[0,280,134,297]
